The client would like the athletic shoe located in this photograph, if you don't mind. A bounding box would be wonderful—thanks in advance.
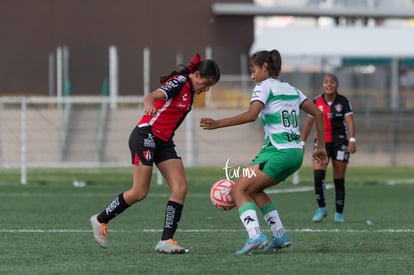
[235,233,268,255]
[155,239,187,254]
[334,212,344,223]
[312,207,328,223]
[264,232,292,252]
[90,214,108,249]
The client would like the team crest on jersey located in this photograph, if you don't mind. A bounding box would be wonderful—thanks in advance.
[143,150,153,161]
[335,104,343,112]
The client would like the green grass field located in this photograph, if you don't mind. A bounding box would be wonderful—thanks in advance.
[1,166,414,275]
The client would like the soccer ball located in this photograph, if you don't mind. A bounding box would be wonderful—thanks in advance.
[210,179,236,210]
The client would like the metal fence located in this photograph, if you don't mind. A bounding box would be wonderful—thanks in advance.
[1,91,413,184]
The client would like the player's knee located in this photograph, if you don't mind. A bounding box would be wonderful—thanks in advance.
[230,183,246,199]
[170,181,188,196]
[126,189,148,203]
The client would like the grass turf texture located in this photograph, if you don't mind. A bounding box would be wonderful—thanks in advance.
[0,166,414,275]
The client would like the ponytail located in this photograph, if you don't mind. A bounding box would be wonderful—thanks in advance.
[160,53,220,84]
[251,49,282,77]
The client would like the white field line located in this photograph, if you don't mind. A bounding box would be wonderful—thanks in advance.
[1,180,413,234]
[4,177,413,198]
[385,178,414,185]
[266,184,333,194]
[0,228,413,233]
[0,185,328,198]
[1,177,414,198]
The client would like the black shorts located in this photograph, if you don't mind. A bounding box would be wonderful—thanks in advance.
[314,137,349,163]
[128,126,181,166]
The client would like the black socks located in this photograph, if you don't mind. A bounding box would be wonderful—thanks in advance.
[161,200,183,241]
[314,170,326,208]
[334,178,345,214]
[97,193,130,224]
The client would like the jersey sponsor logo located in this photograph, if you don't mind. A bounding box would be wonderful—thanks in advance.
[336,150,345,161]
[144,134,156,148]
[286,133,301,142]
[177,75,186,82]
[177,102,187,109]
[336,144,349,161]
[252,91,261,99]
[165,205,176,228]
[182,93,188,101]
[105,196,120,215]
[176,93,190,109]
[161,78,181,91]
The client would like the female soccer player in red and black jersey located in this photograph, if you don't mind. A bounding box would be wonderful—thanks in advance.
[90,54,220,253]
[301,74,356,223]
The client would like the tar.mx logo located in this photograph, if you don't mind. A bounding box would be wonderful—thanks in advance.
[222,158,256,181]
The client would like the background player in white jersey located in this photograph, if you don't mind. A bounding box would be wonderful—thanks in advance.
[200,50,328,254]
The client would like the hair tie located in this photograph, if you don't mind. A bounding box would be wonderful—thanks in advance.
[188,53,202,73]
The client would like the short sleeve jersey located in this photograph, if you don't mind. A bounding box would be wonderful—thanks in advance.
[137,75,194,141]
[311,93,353,143]
[251,78,308,149]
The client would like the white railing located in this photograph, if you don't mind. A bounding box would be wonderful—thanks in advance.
[0,96,144,184]
[1,95,413,185]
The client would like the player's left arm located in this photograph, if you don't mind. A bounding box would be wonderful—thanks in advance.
[345,113,357,154]
[301,99,328,164]
[200,101,264,130]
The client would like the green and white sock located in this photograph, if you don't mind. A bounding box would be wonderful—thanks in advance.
[261,202,285,237]
[238,202,261,239]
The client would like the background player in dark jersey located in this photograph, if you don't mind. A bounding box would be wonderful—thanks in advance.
[90,54,220,253]
[301,74,356,223]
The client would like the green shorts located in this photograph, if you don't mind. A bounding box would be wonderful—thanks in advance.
[250,144,303,182]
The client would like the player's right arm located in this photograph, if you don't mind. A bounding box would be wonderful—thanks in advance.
[143,75,187,116]
[200,101,264,130]
[143,90,165,116]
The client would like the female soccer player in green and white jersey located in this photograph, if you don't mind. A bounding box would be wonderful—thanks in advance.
[200,49,328,255]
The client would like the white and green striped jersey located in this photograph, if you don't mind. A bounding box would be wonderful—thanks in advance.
[250,78,308,150]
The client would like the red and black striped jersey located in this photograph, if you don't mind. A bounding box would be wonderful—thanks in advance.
[137,74,194,141]
[312,93,353,143]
